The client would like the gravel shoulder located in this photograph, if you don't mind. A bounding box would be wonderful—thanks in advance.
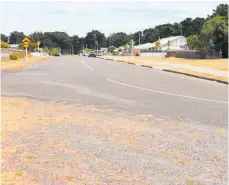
[2,97,227,185]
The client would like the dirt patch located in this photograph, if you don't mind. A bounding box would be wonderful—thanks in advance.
[1,97,227,185]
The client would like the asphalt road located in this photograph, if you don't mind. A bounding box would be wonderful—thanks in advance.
[1,56,228,126]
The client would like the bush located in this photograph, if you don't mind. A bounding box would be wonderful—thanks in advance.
[108,46,116,52]
[0,42,9,48]
[48,48,59,56]
[10,54,18,60]
[112,51,120,56]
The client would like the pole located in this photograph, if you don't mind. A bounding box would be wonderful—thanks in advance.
[38,45,39,53]
[25,47,28,62]
[97,41,98,54]
[139,32,141,55]
[72,44,74,55]
[131,39,133,56]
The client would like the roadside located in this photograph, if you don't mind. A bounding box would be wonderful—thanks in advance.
[1,56,51,71]
[98,56,228,83]
[2,96,227,185]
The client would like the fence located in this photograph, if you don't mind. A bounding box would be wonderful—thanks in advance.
[140,52,167,57]
[167,50,222,59]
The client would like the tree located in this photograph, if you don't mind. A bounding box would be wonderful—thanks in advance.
[9,31,25,44]
[42,32,72,52]
[1,34,8,42]
[199,16,228,57]
[106,32,131,47]
[71,35,81,54]
[187,35,199,50]
[211,4,228,17]
[84,30,106,49]
[29,32,44,42]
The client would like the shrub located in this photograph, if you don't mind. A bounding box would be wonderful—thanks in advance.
[43,47,49,53]
[0,42,9,48]
[108,46,116,52]
[52,48,59,56]
[10,54,18,60]
[112,51,120,56]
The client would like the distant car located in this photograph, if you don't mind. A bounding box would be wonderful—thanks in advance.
[83,52,89,56]
[88,52,96,57]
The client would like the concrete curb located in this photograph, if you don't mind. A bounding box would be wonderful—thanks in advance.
[163,69,228,85]
[127,62,135,65]
[141,65,153,68]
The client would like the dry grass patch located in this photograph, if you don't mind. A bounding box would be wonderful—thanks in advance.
[1,56,50,71]
[101,56,228,71]
[167,68,228,82]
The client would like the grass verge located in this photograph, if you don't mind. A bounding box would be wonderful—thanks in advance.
[1,57,50,71]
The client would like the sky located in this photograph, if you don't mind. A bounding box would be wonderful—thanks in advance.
[0,1,226,37]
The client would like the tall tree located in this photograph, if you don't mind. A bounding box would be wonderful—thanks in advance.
[29,31,44,42]
[211,4,228,17]
[106,32,131,47]
[9,31,25,44]
[1,33,8,42]
[84,30,106,49]
[199,16,228,57]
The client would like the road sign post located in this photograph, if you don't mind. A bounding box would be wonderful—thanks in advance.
[25,46,28,62]
[36,41,41,53]
[22,37,31,62]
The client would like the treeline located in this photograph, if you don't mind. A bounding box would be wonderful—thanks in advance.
[1,4,228,57]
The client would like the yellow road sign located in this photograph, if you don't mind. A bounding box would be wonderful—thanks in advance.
[155,41,160,47]
[22,37,31,47]
[23,43,29,47]
[36,41,41,46]
[22,37,31,43]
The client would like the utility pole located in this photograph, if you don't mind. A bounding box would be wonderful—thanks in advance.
[131,39,134,56]
[71,44,74,55]
[180,24,183,36]
[139,31,141,55]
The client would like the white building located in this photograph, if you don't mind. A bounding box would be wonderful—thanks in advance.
[134,36,188,51]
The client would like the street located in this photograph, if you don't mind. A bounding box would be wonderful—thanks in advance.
[2,56,228,126]
[1,56,228,184]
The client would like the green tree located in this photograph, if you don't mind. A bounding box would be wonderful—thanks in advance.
[9,31,25,44]
[199,16,228,57]
[84,30,106,49]
[187,35,199,50]
[106,32,131,48]
[29,31,44,42]
[1,34,8,42]
[210,4,228,18]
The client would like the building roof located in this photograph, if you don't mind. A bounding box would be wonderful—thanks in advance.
[153,36,186,47]
[134,43,154,50]
[134,36,187,50]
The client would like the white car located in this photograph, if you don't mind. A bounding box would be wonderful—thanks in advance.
[83,52,89,56]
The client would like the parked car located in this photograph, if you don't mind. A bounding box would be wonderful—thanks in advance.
[88,52,96,57]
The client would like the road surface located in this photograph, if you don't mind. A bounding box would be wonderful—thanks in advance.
[2,56,228,184]
[2,56,228,126]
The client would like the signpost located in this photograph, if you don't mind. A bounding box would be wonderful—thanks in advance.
[36,41,41,53]
[22,37,31,62]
